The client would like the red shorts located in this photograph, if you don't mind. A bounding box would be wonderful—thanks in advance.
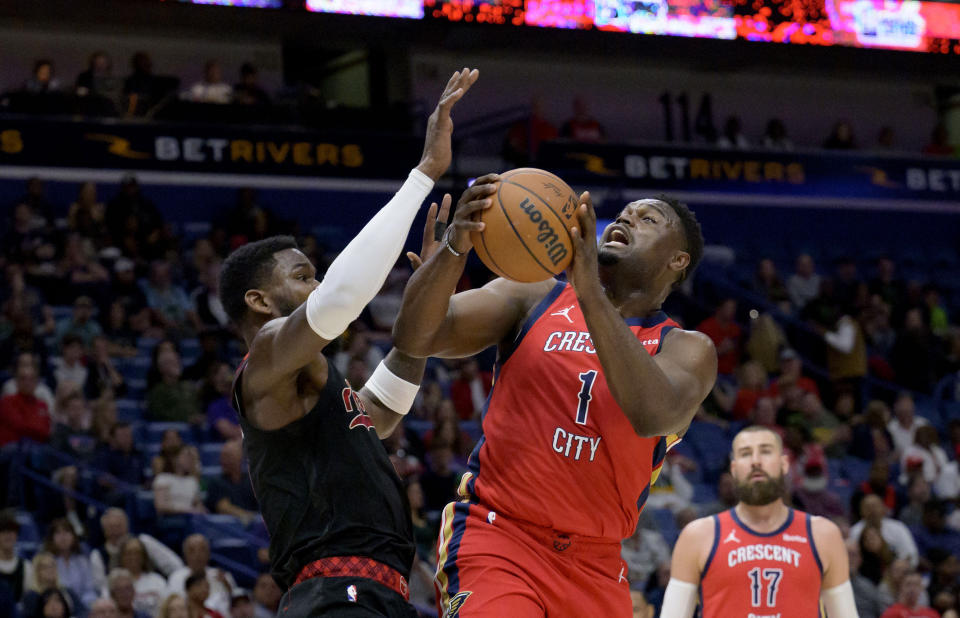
[434,501,632,617]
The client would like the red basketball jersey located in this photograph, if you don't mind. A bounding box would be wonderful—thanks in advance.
[701,508,824,618]
[459,281,682,540]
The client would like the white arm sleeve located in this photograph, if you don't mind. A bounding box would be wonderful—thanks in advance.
[824,318,856,354]
[660,578,699,618]
[821,581,859,618]
[139,533,185,576]
[305,169,434,340]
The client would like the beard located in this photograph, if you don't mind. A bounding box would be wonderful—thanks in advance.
[597,246,621,266]
[273,294,301,317]
[734,471,787,506]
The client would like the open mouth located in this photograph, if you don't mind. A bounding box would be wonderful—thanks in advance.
[605,226,630,246]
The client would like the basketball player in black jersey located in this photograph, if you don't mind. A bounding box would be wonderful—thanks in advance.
[218,68,479,617]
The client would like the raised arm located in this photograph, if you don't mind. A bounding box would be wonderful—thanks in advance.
[567,193,717,437]
[244,68,478,396]
[392,175,551,358]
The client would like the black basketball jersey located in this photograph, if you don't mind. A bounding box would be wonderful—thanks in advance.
[232,356,414,589]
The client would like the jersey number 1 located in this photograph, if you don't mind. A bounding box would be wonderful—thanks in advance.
[748,567,783,608]
[575,371,597,425]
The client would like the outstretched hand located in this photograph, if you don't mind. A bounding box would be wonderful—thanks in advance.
[566,191,601,298]
[407,194,452,271]
[416,67,480,182]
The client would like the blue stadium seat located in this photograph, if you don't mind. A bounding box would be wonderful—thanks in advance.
[200,443,222,467]
[143,422,191,444]
[404,418,432,439]
[647,507,679,546]
[692,482,717,505]
[683,422,731,483]
[15,512,39,544]
[840,457,873,485]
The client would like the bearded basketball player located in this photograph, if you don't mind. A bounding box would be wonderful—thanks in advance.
[663,426,858,618]
[219,68,478,617]
[392,178,718,617]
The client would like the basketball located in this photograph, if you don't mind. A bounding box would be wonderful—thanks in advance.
[470,168,581,283]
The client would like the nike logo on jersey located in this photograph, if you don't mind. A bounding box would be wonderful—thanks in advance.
[723,530,741,544]
[782,534,808,543]
[551,305,576,323]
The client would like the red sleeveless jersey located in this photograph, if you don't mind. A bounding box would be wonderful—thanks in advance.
[701,508,824,618]
[459,281,682,540]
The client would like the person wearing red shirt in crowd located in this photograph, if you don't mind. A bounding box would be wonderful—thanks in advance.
[0,355,51,446]
[449,359,492,420]
[697,298,742,375]
[881,572,941,618]
[766,348,819,401]
[560,97,606,143]
[503,97,558,164]
[185,573,225,618]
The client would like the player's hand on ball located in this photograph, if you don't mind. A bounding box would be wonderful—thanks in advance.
[407,193,452,271]
[447,174,499,255]
[567,191,600,296]
[417,67,480,181]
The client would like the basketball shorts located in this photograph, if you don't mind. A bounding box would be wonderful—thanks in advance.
[279,575,419,617]
[434,501,632,617]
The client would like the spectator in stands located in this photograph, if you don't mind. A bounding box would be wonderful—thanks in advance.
[190,261,229,332]
[251,573,280,618]
[892,308,938,393]
[824,120,857,149]
[0,356,51,446]
[107,568,150,618]
[812,307,867,400]
[869,257,905,312]
[118,537,167,616]
[761,118,793,150]
[90,508,183,599]
[61,235,111,303]
[98,302,136,358]
[187,60,232,104]
[153,445,204,516]
[792,455,845,519]
[768,348,818,399]
[184,572,225,618]
[3,202,51,271]
[902,426,960,499]
[184,331,225,383]
[880,571,940,618]
[750,396,785,440]
[503,96,557,166]
[123,52,164,117]
[887,392,929,457]
[109,259,152,339]
[699,471,737,516]
[923,123,955,157]
[852,458,899,519]
[105,175,164,259]
[787,253,821,310]
[560,96,606,142]
[621,521,671,589]
[93,422,147,497]
[49,391,96,461]
[863,293,897,361]
[406,478,435,559]
[151,429,185,476]
[850,494,919,567]
[157,594,187,618]
[848,538,894,618]
[29,588,71,618]
[16,177,55,225]
[744,312,787,374]
[631,589,655,618]
[711,360,767,421]
[230,594,255,618]
[423,400,473,460]
[55,297,103,348]
[51,335,88,396]
[84,335,126,401]
[0,510,31,602]
[645,454,695,514]
[43,518,96,606]
[753,258,790,306]
[421,443,463,512]
[142,262,201,334]
[332,330,384,378]
[167,535,234,618]
[145,340,202,424]
[899,476,932,530]
[204,440,258,524]
[2,352,55,414]
[717,115,749,149]
[23,60,61,93]
[450,358,492,421]
[858,525,895,587]
[850,400,895,463]
[88,597,120,618]
[912,500,960,560]
[75,51,112,97]
[928,549,960,616]
[203,363,240,441]
[21,552,82,618]
[924,286,950,338]
[696,298,741,376]
[233,63,269,106]
[67,182,109,247]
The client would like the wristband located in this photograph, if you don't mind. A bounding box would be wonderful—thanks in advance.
[365,361,420,415]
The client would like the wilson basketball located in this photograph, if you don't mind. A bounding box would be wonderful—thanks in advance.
[470,168,580,283]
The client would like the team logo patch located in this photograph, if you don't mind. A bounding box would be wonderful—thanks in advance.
[446,591,472,617]
[342,385,375,431]
[553,533,572,552]
[551,305,576,323]
[346,584,357,602]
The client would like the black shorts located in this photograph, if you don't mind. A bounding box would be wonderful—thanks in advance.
[278,575,419,617]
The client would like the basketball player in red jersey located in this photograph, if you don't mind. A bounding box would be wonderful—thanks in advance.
[662,426,858,618]
[392,178,718,617]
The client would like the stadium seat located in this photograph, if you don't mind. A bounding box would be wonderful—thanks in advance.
[143,422,191,444]
[683,422,731,483]
[200,443,223,467]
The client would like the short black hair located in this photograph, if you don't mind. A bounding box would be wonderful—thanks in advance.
[654,195,704,286]
[220,236,298,324]
[0,509,19,533]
